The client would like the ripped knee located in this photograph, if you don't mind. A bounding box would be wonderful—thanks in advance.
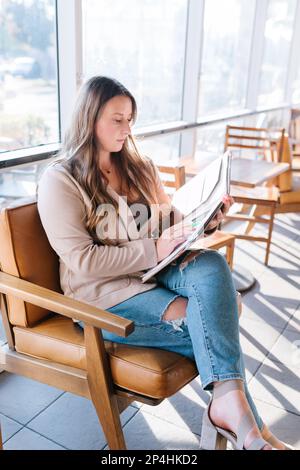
[162,296,187,322]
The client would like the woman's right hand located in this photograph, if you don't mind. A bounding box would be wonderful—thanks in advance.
[155,221,194,262]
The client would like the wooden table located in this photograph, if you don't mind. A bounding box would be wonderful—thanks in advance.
[180,156,290,188]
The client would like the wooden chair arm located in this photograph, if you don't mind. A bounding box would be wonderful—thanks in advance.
[156,162,185,173]
[0,271,134,337]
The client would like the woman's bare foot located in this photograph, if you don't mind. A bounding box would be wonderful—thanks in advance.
[210,388,272,450]
[261,424,293,450]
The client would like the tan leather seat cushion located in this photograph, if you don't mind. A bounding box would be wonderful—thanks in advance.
[13,315,198,399]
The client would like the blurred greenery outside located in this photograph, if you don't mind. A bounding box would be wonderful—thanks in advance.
[0,0,58,152]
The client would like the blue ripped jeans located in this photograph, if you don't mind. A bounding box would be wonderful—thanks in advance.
[78,249,263,430]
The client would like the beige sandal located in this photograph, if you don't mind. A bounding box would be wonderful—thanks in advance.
[200,380,271,451]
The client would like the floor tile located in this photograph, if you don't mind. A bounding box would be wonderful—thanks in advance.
[122,411,201,450]
[232,241,268,279]
[0,372,64,424]
[28,392,138,450]
[286,305,300,333]
[248,359,300,416]
[241,280,297,330]
[258,268,300,305]
[239,316,282,379]
[0,413,22,443]
[254,399,300,449]
[4,427,65,450]
[266,329,300,371]
[140,377,208,436]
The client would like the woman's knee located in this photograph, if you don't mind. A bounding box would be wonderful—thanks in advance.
[180,249,229,276]
[162,296,187,321]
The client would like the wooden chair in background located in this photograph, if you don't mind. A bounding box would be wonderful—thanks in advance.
[223,125,286,265]
[289,108,300,171]
[226,185,279,266]
[273,109,300,212]
[224,125,285,163]
[157,162,186,194]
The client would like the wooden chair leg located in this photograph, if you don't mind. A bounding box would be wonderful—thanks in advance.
[265,204,276,266]
[0,423,3,450]
[85,325,127,450]
[226,239,235,270]
[244,204,260,234]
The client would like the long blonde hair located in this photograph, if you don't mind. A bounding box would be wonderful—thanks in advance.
[58,76,158,242]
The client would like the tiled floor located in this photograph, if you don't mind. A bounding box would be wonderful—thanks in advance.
[0,212,299,450]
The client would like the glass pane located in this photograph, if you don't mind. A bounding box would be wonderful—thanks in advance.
[198,0,255,117]
[0,0,59,153]
[137,133,181,163]
[258,0,297,106]
[292,64,300,103]
[196,117,246,156]
[82,0,188,127]
[0,158,54,207]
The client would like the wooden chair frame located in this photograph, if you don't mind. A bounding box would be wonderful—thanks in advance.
[0,271,176,450]
[289,108,300,171]
[157,163,186,190]
[226,186,278,266]
[223,125,286,265]
[224,125,285,163]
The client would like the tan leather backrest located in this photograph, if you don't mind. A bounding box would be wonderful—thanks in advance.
[0,199,62,327]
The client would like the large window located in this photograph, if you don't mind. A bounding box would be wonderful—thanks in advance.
[292,63,300,103]
[258,0,297,106]
[82,0,188,128]
[0,0,59,153]
[198,0,255,117]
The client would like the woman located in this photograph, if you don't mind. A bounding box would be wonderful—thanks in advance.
[37,76,290,450]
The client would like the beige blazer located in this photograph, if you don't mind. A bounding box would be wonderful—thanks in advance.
[37,160,177,310]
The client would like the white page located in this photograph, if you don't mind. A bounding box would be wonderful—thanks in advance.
[171,155,223,216]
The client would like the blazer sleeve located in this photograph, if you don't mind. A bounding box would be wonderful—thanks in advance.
[37,167,158,278]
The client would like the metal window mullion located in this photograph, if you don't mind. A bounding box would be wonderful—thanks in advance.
[246,0,269,111]
[285,0,300,104]
[56,0,83,140]
[180,0,205,157]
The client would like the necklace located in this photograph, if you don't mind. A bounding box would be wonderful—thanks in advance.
[101,166,112,174]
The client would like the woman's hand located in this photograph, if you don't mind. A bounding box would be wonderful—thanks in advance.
[155,221,193,262]
[205,194,234,232]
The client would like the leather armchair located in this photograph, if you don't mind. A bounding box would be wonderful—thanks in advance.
[0,199,198,450]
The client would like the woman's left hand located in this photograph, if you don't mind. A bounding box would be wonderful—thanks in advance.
[205,194,234,231]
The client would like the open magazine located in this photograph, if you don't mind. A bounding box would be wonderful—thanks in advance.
[141,151,232,283]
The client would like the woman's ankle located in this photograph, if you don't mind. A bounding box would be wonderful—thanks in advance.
[210,389,250,430]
